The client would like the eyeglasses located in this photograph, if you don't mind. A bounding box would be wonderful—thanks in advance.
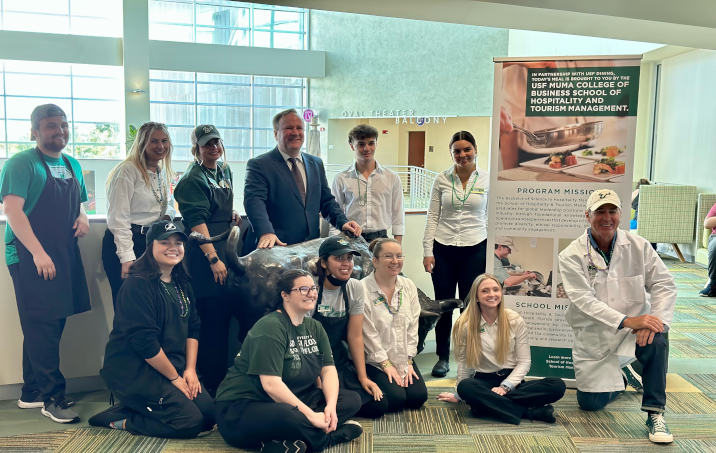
[291,285,319,296]
[379,254,405,260]
[332,255,354,262]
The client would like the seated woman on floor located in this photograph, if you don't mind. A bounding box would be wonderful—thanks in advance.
[90,220,215,438]
[361,238,428,413]
[437,274,566,424]
[214,269,363,453]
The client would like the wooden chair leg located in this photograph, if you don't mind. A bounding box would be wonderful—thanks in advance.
[672,244,686,263]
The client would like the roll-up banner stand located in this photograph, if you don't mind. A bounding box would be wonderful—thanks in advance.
[488,55,642,384]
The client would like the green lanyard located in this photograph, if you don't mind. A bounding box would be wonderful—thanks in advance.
[451,170,477,211]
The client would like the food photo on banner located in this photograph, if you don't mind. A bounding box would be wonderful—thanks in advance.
[487,55,642,382]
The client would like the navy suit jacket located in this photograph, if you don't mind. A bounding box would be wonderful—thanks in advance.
[242,147,348,255]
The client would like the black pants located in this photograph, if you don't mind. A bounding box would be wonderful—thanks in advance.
[708,234,716,295]
[365,362,428,413]
[19,317,67,405]
[577,332,668,413]
[119,383,215,439]
[196,295,264,395]
[432,240,487,359]
[102,228,146,308]
[216,388,361,452]
[457,373,566,425]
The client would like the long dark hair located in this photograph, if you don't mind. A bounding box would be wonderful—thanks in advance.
[448,130,477,150]
[315,254,331,288]
[268,269,314,313]
[129,240,191,287]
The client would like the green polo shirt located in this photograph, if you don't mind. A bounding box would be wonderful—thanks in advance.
[0,147,87,265]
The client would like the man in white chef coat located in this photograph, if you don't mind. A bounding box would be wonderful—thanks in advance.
[558,189,676,444]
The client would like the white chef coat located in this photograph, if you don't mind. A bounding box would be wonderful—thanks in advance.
[330,161,405,236]
[361,272,421,379]
[558,228,676,392]
[106,162,176,263]
[422,165,489,257]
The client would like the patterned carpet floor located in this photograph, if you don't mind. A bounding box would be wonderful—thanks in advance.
[1,256,715,452]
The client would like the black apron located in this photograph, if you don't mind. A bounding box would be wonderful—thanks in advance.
[183,165,233,299]
[312,283,372,404]
[13,149,91,322]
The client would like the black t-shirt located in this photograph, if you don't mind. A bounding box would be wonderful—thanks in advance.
[215,310,334,403]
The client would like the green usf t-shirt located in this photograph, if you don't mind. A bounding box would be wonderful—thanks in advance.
[0,147,88,265]
[215,311,334,403]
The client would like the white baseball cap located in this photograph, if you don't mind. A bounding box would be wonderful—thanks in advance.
[495,236,518,252]
[586,189,622,211]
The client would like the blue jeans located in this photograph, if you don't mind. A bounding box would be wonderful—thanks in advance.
[577,332,667,413]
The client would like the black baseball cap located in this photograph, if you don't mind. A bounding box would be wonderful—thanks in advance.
[319,236,361,257]
[145,220,188,246]
[31,104,67,127]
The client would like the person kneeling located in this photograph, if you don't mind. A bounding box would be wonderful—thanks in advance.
[90,220,215,438]
[214,270,363,453]
[437,274,566,424]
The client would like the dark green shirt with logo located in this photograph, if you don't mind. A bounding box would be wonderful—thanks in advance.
[214,310,334,403]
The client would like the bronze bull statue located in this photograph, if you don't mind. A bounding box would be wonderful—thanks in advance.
[190,227,462,353]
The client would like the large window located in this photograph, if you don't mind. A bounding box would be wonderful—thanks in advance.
[0,60,124,158]
[0,0,123,37]
[149,0,307,49]
[149,70,306,161]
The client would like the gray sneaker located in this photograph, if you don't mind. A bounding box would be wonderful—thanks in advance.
[42,399,80,423]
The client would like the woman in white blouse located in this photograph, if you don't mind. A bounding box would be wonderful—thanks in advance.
[422,131,489,378]
[437,274,566,424]
[361,238,427,413]
[102,122,176,306]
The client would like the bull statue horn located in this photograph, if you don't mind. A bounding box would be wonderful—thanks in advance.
[420,309,440,318]
[189,226,243,273]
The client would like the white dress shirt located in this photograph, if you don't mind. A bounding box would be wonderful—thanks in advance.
[361,273,420,379]
[330,161,405,235]
[455,309,531,397]
[423,165,489,257]
[106,162,176,263]
[278,148,307,192]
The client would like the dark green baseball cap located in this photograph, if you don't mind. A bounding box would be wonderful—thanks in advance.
[191,124,221,146]
[31,104,67,127]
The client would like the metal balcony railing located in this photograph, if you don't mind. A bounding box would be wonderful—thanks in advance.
[325,164,439,210]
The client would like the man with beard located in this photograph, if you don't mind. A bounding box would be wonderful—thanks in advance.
[0,104,91,424]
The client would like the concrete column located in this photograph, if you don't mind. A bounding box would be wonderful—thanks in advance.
[122,0,151,130]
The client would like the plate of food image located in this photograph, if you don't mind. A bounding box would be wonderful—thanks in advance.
[519,151,590,173]
[562,157,626,181]
[574,146,626,160]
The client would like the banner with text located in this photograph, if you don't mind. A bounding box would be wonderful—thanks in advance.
[488,57,641,379]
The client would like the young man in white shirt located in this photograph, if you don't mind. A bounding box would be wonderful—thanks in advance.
[331,125,405,243]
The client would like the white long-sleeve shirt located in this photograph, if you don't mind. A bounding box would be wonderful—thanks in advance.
[361,273,420,379]
[423,165,489,257]
[330,161,405,235]
[455,309,531,397]
[106,162,175,263]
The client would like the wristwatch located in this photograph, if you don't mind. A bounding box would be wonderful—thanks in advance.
[209,256,219,265]
[499,384,512,393]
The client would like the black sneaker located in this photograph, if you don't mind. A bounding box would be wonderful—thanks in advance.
[88,403,134,428]
[18,393,73,409]
[42,399,80,424]
[261,440,307,453]
[431,359,450,377]
[528,404,556,423]
[699,284,713,297]
[330,420,363,446]
[621,364,644,394]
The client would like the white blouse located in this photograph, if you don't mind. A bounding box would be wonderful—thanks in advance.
[455,309,531,398]
[106,162,176,263]
[361,273,421,379]
[423,165,489,257]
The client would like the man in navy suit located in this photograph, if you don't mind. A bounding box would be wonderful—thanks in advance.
[243,109,362,255]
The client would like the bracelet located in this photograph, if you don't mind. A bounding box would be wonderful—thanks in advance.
[170,375,180,381]
[381,360,393,369]
[204,250,217,257]
[407,357,414,365]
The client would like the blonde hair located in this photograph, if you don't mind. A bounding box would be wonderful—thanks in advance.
[106,122,175,196]
[190,141,228,170]
[452,274,517,368]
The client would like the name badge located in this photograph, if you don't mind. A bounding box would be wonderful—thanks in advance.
[373,295,386,305]
[471,188,485,195]
[318,304,330,313]
[480,327,486,333]
[207,177,220,188]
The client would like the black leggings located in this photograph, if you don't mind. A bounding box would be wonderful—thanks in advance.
[432,240,487,359]
[195,295,264,395]
[118,383,215,439]
[216,388,361,452]
[365,363,428,413]
[101,228,146,308]
[457,374,566,425]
